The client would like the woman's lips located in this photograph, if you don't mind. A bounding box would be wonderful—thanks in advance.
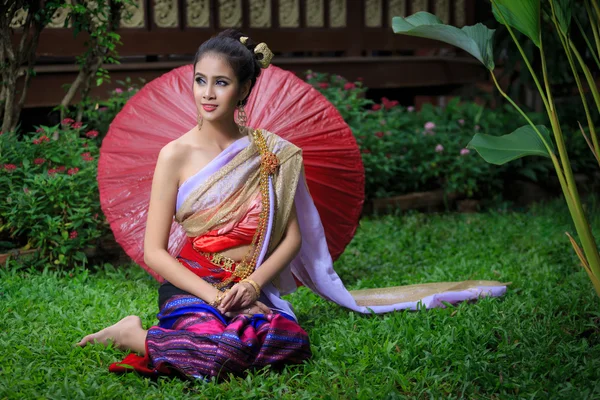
[202,105,218,112]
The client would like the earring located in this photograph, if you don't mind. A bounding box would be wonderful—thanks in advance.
[237,101,247,127]
[197,112,203,130]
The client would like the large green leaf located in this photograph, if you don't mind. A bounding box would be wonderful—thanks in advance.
[467,125,554,165]
[551,0,573,36]
[392,12,495,70]
[492,0,541,47]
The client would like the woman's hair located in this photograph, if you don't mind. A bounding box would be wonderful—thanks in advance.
[193,29,263,105]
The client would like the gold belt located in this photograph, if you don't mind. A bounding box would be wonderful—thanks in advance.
[200,251,243,273]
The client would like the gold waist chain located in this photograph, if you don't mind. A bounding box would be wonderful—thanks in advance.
[199,251,244,273]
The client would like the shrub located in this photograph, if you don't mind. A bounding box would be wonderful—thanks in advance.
[305,70,595,201]
[76,77,144,139]
[0,121,107,266]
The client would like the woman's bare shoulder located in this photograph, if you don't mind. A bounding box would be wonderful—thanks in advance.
[158,131,195,165]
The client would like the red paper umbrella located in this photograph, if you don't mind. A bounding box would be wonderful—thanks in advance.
[98,65,364,281]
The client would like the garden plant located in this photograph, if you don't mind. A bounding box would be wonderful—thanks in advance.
[392,0,600,297]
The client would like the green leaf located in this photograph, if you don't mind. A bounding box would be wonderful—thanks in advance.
[392,12,495,70]
[551,0,573,36]
[492,0,541,47]
[467,125,554,165]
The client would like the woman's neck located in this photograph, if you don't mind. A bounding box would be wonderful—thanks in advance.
[197,119,247,147]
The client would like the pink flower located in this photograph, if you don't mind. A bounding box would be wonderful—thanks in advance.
[67,167,79,175]
[61,118,74,126]
[381,97,399,110]
[375,131,384,138]
[460,148,471,156]
[32,138,41,145]
[36,127,44,133]
[424,122,436,131]
[0,131,4,135]
[475,125,481,131]
[69,230,78,239]
[34,158,45,165]
[56,166,66,172]
[372,104,382,111]
[3,164,17,172]
[407,106,415,112]
[306,73,314,80]
[85,130,99,138]
[458,119,465,125]
[23,187,30,194]
[128,87,134,92]
[344,82,356,90]
[115,88,123,94]
[98,107,108,112]
[82,143,88,148]
[435,144,444,153]
[318,83,329,89]
[72,121,83,129]
[48,168,57,176]
[93,213,99,220]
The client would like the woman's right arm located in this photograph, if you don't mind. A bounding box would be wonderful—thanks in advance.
[143,143,221,304]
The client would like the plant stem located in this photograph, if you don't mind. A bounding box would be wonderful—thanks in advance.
[489,72,575,218]
[490,72,555,156]
[552,7,600,160]
[591,0,600,33]
[574,15,600,69]
[490,0,550,112]
[585,0,600,59]
[569,42,600,156]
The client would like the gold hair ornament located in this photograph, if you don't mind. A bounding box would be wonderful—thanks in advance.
[240,36,273,69]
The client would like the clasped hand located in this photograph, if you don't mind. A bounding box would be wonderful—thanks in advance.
[217,281,270,317]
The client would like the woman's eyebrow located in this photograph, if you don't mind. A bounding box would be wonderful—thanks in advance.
[194,73,231,80]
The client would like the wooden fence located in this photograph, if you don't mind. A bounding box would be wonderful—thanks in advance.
[12,0,485,107]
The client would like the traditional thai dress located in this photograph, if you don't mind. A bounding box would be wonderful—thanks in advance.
[109,128,507,381]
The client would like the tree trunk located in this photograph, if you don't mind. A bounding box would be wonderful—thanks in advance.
[0,1,62,131]
[76,52,105,121]
[0,3,20,131]
[59,0,124,121]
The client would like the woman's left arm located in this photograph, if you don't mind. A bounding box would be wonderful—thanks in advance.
[218,202,301,312]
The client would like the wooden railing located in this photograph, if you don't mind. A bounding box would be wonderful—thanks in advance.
[12,0,484,107]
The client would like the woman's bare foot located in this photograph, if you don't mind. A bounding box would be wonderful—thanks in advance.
[76,315,146,353]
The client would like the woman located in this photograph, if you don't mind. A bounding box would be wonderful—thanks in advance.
[78,29,507,381]
[77,29,312,380]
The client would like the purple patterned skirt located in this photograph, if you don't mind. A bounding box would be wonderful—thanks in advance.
[109,285,312,381]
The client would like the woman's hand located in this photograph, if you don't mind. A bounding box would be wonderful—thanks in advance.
[218,281,259,313]
[223,300,272,318]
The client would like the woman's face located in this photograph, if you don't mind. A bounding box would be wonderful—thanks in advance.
[193,53,247,125]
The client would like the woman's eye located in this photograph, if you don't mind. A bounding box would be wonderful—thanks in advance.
[195,78,227,86]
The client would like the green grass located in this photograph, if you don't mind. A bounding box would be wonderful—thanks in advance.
[1,198,600,399]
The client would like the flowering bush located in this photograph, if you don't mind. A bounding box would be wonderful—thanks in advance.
[76,77,144,139]
[305,70,566,200]
[0,122,108,266]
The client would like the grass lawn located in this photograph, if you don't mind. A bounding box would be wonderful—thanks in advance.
[1,198,600,399]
